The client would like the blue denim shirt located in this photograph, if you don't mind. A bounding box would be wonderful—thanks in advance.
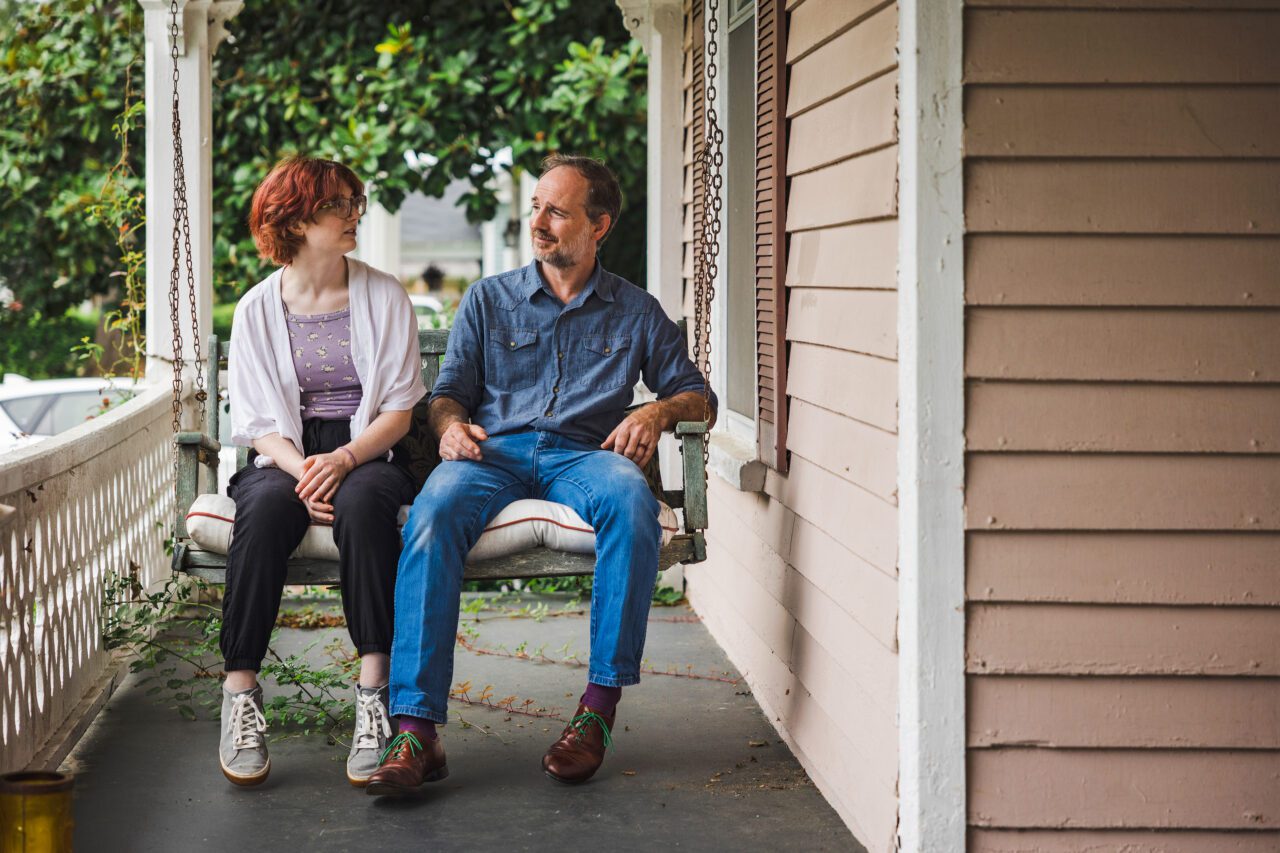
[432,261,716,446]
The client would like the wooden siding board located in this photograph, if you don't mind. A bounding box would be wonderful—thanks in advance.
[788,398,898,501]
[966,235,1280,307]
[965,9,1280,84]
[966,161,1280,235]
[786,4,896,117]
[766,453,898,573]
[968,676,1280,749]
[967,604,1280,676]
[708,477,899,646]
[689,562,899,851]
[787,71,897,175]
[965,308,1280,383]
[970,829,1280,853]
[967,454,1280,531]
[787,146,898,231]
[967,531,1280,606]
[788,342,898,433]
[786,288,897,359]
[785,219,899,290]
[786,0,888,63]
[968,748,1280,829]
[965,86,1280,158]
[966,382,1280,453]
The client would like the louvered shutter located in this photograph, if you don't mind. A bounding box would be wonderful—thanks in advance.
[755,0,788,472]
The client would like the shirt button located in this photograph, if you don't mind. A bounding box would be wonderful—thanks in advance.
[558,351,564,359]
[553,385,559,393]
[604,346,611,354]
[509,341,516,348]
[545,410,554,418]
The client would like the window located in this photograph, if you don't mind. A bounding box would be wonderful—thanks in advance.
[724,3,757,424]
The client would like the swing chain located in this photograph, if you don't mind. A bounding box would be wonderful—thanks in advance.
[692,0,723,468]
[167,0,208,469]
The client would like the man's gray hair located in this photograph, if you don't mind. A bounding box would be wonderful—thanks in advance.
[540,154,622,244]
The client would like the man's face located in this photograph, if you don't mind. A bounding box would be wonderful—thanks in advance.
[529,167,609,270]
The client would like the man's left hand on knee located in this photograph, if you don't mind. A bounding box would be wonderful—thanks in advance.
[600,404,666,468]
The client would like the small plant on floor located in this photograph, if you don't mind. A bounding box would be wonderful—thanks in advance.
[102,569,358,741]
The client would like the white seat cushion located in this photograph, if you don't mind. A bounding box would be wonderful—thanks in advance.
[185,493,680,563]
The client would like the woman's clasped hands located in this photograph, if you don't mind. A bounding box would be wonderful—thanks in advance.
[294,448,356,523]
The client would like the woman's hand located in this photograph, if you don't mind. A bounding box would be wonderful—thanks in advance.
[303,496,335,525]
[295,450,355,502]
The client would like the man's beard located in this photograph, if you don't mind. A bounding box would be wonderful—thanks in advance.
[532,229,591,269]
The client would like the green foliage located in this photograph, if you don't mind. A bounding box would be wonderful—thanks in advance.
[0,310,98,378]
[0,0,647,324]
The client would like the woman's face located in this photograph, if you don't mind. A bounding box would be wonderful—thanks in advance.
[294,185,365,259]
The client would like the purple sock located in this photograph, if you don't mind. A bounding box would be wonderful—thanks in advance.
[395,714,438,741]
[580,683,622,716]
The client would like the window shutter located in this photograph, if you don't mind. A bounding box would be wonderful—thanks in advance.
[687,0,706,327]
[755,0,789,472]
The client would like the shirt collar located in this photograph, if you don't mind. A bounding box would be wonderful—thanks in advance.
[522,259,614,304]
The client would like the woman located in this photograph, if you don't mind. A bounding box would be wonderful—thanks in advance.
[220,156,424,788]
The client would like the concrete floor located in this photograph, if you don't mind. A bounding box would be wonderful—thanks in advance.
[64,593,861,852]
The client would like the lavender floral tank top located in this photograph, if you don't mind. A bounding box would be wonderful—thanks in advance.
[285,305,363,420]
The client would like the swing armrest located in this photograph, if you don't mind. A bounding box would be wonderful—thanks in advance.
[175,431,220,540]
[675,421,709,531]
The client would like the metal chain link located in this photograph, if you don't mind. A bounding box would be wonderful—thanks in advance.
[691,0,723,468]
[167,0,208,473]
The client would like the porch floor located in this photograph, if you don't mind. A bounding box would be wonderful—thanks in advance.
[63,592,860,852]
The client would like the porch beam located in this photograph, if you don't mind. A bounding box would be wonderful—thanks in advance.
[896,0,967,851]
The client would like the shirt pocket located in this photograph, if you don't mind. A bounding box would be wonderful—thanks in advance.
[577,333,633,391]
[487,326,540,391]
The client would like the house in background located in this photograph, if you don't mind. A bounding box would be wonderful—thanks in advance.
[623,0,1279,850]
[353,171,534,287]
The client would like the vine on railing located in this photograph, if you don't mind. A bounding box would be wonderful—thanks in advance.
[78,4,145,383]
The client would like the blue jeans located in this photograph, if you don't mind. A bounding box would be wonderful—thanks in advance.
[389,430,662,723]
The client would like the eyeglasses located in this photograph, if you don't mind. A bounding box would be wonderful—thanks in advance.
[317,194,368,219]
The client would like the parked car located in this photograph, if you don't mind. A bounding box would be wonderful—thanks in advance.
[409,293,446,330]
[0,375,138,454]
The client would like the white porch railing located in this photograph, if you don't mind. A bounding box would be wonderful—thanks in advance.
[0,383,174,773]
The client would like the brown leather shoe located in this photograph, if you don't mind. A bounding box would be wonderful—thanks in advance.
[364,732,448,797]
[542,704,615,784]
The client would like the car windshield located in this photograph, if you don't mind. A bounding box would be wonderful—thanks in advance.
[0,387,134,437]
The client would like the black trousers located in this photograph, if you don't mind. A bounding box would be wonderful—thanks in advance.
[220,419,416,672]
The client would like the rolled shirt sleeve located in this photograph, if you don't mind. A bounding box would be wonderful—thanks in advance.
[430,284,484,413]
[642,306,719,412]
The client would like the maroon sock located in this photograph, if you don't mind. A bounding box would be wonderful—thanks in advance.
[580,683,622,716]
[395,715,438,741]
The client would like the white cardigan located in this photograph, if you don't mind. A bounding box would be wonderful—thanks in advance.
[228,258,426,464]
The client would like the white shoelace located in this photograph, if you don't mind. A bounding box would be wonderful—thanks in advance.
[353,690,391,750]
[227,692,267,750]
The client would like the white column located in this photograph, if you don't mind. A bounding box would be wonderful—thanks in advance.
[140,0,241,383]
[896,0,967,851]
[352,198,403,279]
[618,0,687,505]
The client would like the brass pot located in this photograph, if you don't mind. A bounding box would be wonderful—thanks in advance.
[0,772,73,853]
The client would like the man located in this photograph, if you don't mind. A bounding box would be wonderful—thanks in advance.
[366,155,716,795]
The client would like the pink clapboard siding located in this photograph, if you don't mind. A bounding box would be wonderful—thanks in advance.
[963,1,1280,845]
[683,1,901,850]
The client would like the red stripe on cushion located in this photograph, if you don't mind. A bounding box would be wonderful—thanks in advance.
[186,511,233,523]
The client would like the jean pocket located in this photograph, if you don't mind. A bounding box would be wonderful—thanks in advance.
[487,326,539,391]
[577,333,632,390]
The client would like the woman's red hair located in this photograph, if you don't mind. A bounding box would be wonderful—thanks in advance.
[248,156,364,265]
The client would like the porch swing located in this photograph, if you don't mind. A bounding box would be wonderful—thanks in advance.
[167,0,725,584]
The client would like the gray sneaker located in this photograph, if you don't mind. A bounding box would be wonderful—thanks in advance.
[347,684,392,787]
[219,685,270,786]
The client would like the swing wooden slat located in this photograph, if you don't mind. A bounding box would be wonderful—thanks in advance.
[171,327,709,584]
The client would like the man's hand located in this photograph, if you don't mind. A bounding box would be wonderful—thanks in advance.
[439,422,489,461]
[601,403,667,469]
[304,496,335,525]
[295,450,355,502]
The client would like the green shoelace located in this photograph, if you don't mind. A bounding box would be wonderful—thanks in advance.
[569,710,614,750]
[379,731,424,764]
